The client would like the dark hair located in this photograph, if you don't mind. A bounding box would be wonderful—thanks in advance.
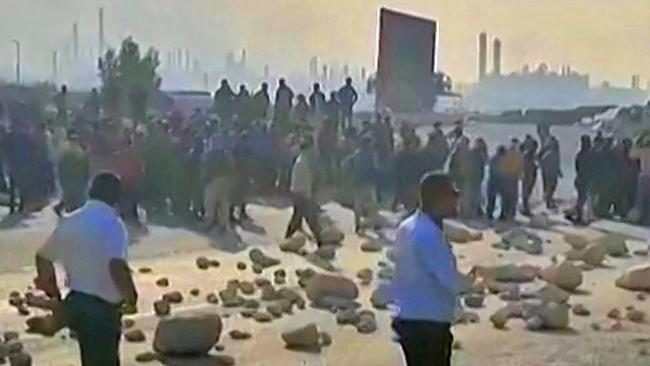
[420,171,455,205]
[88,173,122,206]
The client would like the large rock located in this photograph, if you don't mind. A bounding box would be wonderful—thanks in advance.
[443,222,483,244]
[25,314,63,336]
[306,274,359,304]
[319,226,345,245]
[281,323,320,349]
[530,213,553,229]
[249,249,281,268]
[153,314,222,356]
[563,233,590,250]
[475,264,540,283]
[596,233,628,257]
[280,235,307,253]
[533,284,571,304]
[616,264,650,291]
[581,242,608,266]
[522,300,570,330]
[501,228,543,255]
[540,261,583,291]
[8,352,32,366]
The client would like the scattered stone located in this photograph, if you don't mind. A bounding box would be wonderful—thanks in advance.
[627,308,646,323]
[277,288,306,309]
[590,322,601,331]
[475,264,540,283]
[581,242,608,266]
[336,309,361,325]
[252,311,273,323]
[596,233,628,257]
[274,269,287,278]
[123,318,136,329]
[153,314,222,356]
[214,354,235,366]
[156,278,169,287]
[214,344,225,352]
[455,311,480,324]
[637,293,647,301]
[306,274,359,304]
[229,330,252,340]
[243,299,260,309]
[533,283,571,304]
[320,225,345,245]
[305,253,337,272]
[249,249,281,268]
[267,303,284,318]
[452,340,463,350]
[280,235,307,253]
[526,315,545,331]
[190,288,201,297]
[563,233,590,250]
[499,291,521,302]
[316,246,337,260]
[370,289,389,310]
[124,329,146,343]
[356,312,378,334]
[489,303,524,329]
[252,264,263,274]
[135,351,158,363]
[530,213,553,229]
[154,300,171,317]
[443,222,482,243]
[8,296,24,308]
[616,264,650,291]
[209,259,221,268]
[282,323,321,349]
[540,260,583,291]
[464,294,484,308]
[162,291,184,304]
[260,285,280,301]
[240,309,256,318]
[196,256,211,270]
[8,352,32,366]
[572,304,591,316]
[17,306,30,316]
[356,268,373,285]
[220,289,244,308]
[274,276,287,285]
[523,300,570,330]
[377,267,395,281]
[206,293,220,305]
[501,228,543,255]
[254,278,272,288]
[319,331,332,346]
[360,240,383,253]
[634,249,649,257]
[25,315,62,336]
[607,308,621,320]
[237,262,247,271]
[239,281,256,295]
[3,331,19,342]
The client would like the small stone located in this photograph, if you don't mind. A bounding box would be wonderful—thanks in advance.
[254,278,272,288]
[280,235,307,253]
[190,288,201,297]
[319,331,332,346]
[609,320,623,332]
[5,339,24,354]
[336,309,360,325]
[452,340,463,350]
[124,329,146,343]
[627,308,646,323]
[634,249,649,257]
[274,276,286,285]
[162,291,183,304]
[135,351,158,363]
[196,256,211,270]
[123,318,136,329]
[607,308,621,320]
[356,313,378,334]
[572,304,591,316]
[214,344,225,352]
[356,268,373,285]
[206,293,220,305]
[274,269,287,278]
[249,248,281,268]
[240,309,256,318]
[281,323,320,348]
[239,281,256,295]
[638,293,647,301]
[370,289,389,310]
[377,267,394,281]
[252,264,263,274]
[525,316,544,331]
[229,330,252,340]
[590,322,601,331]
[253,311,273,323]
[123,303,138,315]
[267,303,284,318]
[260,285,279,301]
[360,240,382,253]
[243,299,260,309]
[3,331,19,342]
[209,259,221,268]
[237,262,247,271]
[17,306,30,316]
[8,296,23,308]
[214,354,235,366]
[156,278,169,287]
[138,267,153,274]
[316,246,337,260]
[464,294,484,308]
[8,352,32,366]
[154,300,171,316]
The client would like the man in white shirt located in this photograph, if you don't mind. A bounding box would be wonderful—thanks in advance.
[390,172,470,366]
[35,173,138,366]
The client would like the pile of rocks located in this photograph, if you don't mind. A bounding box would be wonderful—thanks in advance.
[0,332,32,366]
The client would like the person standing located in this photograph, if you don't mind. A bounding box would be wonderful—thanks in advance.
[520,137,539,216]
[35,173,138,366]
[566,135,594,224]
[486,146,507,220]
[338,77,359,130]
[251,82,271,121]
[389,172,469,366]
[499,139,524,220]
[309,83,326,117]
[344,136,378,233]
[54,130,89,216]
[285,137,322,245]
[213,79,235,128]
[234,84,251,128]
[54,85,69,124]
[539,135,562,209]
[274,78,294,134]
[292,94,310,125]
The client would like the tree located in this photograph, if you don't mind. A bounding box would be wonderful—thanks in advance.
[99,37,161,121]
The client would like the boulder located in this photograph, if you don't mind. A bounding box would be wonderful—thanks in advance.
[155,278,169,287]
[627,308,646,323]
[581,242,608,266]
[616,264,650,291]
[153,314,222,356]
[537,302,570,329]
[280,235,307,253]
[563,233,590,250]
[229,330,252,340]
[530,213,553,229]
[572,304,591,316]
[162,291,184,304]
[252,264,263,274]
[281,323,320,349]
[315,296,360,311]
[306,274,359,304]
[540,261,583,291]
[196,257,211,270]
[124,329,146,343]
[154,300,171,317]
[8,352,32,366]
[320,226,345,245]
[239,309,256,318]
[475,264,540,283]
[596,233,628,257]
[239,281,256,295]
[25,314,63,336]
[360,240,383,253]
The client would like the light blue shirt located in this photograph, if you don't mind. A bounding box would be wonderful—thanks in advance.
[388,210,464,323]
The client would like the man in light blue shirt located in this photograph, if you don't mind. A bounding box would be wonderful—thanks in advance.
[390,172,469,366]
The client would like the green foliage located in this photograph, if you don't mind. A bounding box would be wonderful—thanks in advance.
[98,36,161,121]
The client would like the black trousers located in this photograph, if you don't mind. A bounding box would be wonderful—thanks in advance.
[285,193,322,244]
[521,172,537,213]
[64,291,122,366]
[542,170,558,207]
[392,319,453,366]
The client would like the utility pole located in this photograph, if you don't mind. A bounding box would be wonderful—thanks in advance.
[12,40,20,84]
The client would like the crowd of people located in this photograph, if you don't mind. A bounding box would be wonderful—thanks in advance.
[0,78,649,243]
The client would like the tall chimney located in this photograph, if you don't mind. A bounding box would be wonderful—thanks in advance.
[478,32,487,81]
[185,48,190,72]
[52,51,58,81]
[98,8,105,56]
[73,23,79,59]
[493,38,502,76]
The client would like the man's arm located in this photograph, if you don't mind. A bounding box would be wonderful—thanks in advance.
[35,254,61,300]
[109,259,138,306]
[414,230,467,295]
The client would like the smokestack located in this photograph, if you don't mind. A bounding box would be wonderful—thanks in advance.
[263,65,270,79]
[73,23,79,59]
[185,48,190,72]
[493,38,502,76]
[176,49,182,70]
[98,8,105,57]
[309,56,318,79]
[478,32,487,81]
[322,64,329,82]
[241,49,247,67]
[361,67,367,82]
[52,51,58,81]
[632,75,640,89]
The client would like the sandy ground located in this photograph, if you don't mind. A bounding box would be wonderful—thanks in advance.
[1,201,650,366]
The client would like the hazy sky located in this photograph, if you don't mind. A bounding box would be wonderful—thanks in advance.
[0,0,648,86]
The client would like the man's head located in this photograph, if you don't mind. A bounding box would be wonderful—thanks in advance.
[346,77,352,86]
[419,172,459,218]
[579,134,591,150]
[88,173,122,207]
[221,79,229,87]
[61,85,67,93]
[313,83,321,91]
[330,91,337,100]
[239,84,247,92]
[279,78,286,87]
[261,82,268,91]
[300,135,314,151]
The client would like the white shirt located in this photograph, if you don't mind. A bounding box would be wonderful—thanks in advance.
[290,152,313,196]
[387,211,466,323]
[38,200,128,304]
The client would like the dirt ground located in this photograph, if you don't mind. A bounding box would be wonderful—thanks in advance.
[1,202,649,366]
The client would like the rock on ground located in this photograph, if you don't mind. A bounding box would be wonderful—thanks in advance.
[616,264,650,291]
[443,222,483,243]
[563,233,590,250]
[281,323,321,349]
[124,329,146,343]
[153,314,222,356]
[360,240,383,253]
[475,264,540,283]
[540,260,583,291]
[596,233,628,257]
[306,274,359,304]
[572,304,591,316]
[229,330,252,340]
[279,235,307,253]
[8,352,32,366]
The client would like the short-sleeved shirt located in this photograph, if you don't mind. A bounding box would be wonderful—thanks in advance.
[38,200,128,304]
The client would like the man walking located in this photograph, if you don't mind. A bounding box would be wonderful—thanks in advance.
[390,172,469,366]
[338,77,359,130]
[35,173,138,366]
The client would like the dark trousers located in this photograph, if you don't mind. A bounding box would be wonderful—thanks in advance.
[521,173,537,213]
[64,291,122,366]
[486,177,502,219]
[542,170,558,208]
[392,319,453,366]
[285,193,322,244]
[574,180,590,221]
[502,177,519,219]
